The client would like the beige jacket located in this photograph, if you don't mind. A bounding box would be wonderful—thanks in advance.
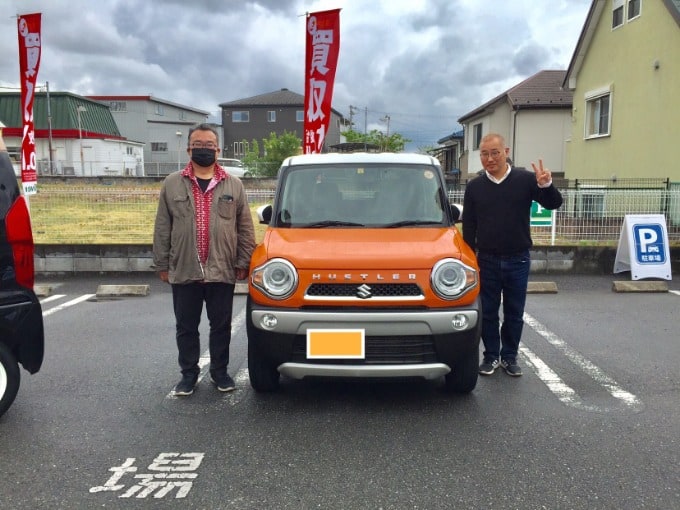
[152,171,256,284]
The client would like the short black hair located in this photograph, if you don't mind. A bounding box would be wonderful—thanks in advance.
[187,123,219,146]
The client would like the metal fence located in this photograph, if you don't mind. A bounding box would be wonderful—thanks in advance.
[449,189,680,245]
[28,186,680,245]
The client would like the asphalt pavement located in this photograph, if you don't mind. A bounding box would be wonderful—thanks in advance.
[0,272,678,509]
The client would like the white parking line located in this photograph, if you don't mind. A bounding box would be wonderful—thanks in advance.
[166,314,247,400]
[670,290,680,297]
[524,312,642,412]
[42,294,96,317]
[520,345,600,412]
[40,294,66,304]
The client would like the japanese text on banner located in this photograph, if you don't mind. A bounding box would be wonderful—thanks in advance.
[17,13,42,195]
[303,9,340,154]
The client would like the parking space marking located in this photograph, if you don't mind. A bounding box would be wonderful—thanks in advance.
[40,294,66,304]
[42,294,96,317]
[670,290,680,297]
[524,312,642,412]
[166,314,248,400]
[519,345,599,411]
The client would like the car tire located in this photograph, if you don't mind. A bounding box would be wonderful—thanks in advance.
[248,338,280,392]
[0,342,21,417]
[443,349,479,394]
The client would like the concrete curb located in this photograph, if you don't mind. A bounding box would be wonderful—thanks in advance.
[612,281,669,293]
[34,284,53,297]
[527,282,558,294]
[96,284,150,297]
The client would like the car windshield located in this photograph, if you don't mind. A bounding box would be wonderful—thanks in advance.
[275,163,448,227]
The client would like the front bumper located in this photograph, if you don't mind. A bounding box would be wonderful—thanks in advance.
[250,308,478,336]
[278,362,451,380]
[246,297,482,380]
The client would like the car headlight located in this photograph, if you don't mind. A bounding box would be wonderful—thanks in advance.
[431,258,478,299]
[251,258,298,300]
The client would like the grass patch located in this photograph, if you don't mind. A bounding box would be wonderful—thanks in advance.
[29,182,272,244]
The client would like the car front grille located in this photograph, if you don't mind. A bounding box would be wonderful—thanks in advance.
[291,335,437,364]
[306,283,423,298]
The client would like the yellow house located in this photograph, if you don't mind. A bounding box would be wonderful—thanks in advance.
[563,0,680,181]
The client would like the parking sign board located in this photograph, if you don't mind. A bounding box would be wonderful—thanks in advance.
[530,201,553,226]
[614,214,672,280]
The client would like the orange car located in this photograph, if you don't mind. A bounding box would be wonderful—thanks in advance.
[247,152,480,393]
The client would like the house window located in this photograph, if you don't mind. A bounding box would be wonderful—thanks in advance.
[126,147,134,156]
[6,145,21,162]
[151,142,168,152]
[585,92,611,138]
[473,123,483,150]
[233,141,250,156]
[108,101,127,112]
[296,110,304,122]
[232,111,250,122]
[155,104,164,116]
[179,111,186,120]
[612,0,624,28]
[627,0,641,20]
[267,111,276,122]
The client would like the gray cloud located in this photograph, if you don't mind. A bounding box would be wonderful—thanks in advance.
[1,0,591,149]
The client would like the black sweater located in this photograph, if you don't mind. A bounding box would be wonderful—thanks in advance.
[462,167,563,255]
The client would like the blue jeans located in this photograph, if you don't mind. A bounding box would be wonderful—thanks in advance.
[477,250,531,363]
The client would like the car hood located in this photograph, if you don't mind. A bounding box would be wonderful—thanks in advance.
[261,227,467,270]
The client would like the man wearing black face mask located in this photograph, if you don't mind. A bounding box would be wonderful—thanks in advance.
[153,123,256,396]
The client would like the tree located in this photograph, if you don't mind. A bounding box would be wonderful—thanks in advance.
[343,128,411,152]
[241,131,302,177]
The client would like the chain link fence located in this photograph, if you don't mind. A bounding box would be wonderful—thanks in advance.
[28,184,680,245]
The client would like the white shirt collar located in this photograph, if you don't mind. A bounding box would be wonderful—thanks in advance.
[485,163,511,184]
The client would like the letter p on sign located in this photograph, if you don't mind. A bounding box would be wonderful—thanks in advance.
[633,224,665,263]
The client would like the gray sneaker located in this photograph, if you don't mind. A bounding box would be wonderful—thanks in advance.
[501,359,523,377]
[479,358,500,375]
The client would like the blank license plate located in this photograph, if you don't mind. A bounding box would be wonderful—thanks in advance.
[306,329,365,359]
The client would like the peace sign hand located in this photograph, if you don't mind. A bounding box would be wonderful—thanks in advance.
[531,159,552,187]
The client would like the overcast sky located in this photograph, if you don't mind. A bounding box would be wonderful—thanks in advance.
[2,0,591,150]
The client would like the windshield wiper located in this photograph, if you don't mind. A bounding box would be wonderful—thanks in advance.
[384,220,443,228]
[300,220,365,228]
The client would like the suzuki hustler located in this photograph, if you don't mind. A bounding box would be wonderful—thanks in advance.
[247,152,480,393]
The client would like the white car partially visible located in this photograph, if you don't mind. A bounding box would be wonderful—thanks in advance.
[218,158,248,178]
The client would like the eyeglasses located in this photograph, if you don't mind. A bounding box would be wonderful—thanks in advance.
[480,150,502,159]
[189,141,218,150]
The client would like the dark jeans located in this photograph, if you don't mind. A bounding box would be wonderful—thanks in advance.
[171,282,235,378]
[477,250,531,363]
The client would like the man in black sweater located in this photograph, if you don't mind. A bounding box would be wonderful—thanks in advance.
[463,133,563,377]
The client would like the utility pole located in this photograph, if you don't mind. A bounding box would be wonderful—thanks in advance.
[364,106,368,151]
[46,81,55,174]
[380,115,391,136]
[77,106,87,175]
[349,105,359,130]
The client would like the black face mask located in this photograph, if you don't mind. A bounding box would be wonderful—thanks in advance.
[190,148,216,167]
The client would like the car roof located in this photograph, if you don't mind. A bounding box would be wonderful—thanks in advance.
[281,152,441,167]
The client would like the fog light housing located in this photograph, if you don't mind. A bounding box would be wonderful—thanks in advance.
[260,314,278,330]
[451,314,469,330]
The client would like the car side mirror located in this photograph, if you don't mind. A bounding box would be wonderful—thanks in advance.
[449,203,463,223]
[257,204,272,224]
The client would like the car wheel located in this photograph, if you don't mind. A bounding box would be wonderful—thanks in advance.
[248,338,280,392]
[443,349,479,394]
[0,342,21,417]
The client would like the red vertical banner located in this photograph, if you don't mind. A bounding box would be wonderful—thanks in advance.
[17,13,42,195]
[303,9,340,154]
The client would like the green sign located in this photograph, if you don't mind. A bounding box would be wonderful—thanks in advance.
[530,201,553,227]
